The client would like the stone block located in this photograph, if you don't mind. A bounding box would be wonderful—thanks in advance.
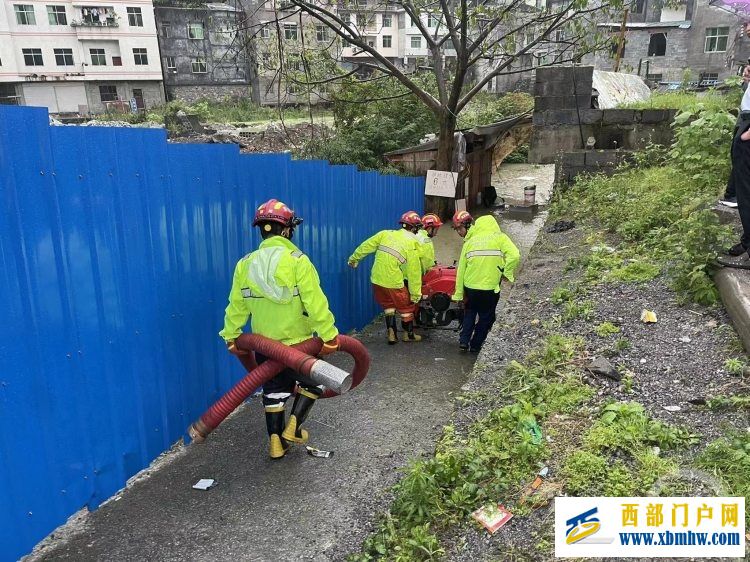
[560,151,586,166]
[579,109,603,124]
[640,109,669,124]
[535,95,592,111]
[584,150,621,166]
[601,109,636,125]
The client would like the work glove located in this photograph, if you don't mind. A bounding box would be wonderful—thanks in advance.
[319,336,339,356]
[410,295,421,304]
[348,260,358,269]
[226,339,247,356]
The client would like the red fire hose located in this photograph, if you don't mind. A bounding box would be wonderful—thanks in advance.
[188,334,370,443]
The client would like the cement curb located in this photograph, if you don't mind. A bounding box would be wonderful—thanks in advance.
[714,267,750,352]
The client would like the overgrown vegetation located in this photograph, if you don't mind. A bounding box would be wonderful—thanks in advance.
[620,90,738,113]
[553,96,736,304]
[300,76,533,172]
[696,431,750,524]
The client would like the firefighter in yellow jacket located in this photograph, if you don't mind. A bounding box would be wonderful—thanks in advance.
[348,211,423,344]
[452,211,520,353]
[219,199,339,459]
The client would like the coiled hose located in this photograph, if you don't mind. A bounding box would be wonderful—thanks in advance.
[188,334,370,443]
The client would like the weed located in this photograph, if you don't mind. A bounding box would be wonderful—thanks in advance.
[562,300,595,322]
[615,338,632,352]
[595,322,621,337]
[622,371,635,394]
[696,431,750,524]
[723,358,747,376]
[706,395,750,410]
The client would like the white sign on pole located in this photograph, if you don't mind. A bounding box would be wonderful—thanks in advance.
[454,198,467,212]
[425,170,458,198]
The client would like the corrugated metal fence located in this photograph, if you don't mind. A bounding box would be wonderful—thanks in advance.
[0,106,423,561]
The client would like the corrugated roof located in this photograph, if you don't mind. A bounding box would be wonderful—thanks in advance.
[598,20,691,29]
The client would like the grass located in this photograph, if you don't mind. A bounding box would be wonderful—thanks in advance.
[619,90,738,113]
[695,431,750,524]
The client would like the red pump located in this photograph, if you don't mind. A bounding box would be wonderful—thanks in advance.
[416,264,462,327]
[188,334,370,443]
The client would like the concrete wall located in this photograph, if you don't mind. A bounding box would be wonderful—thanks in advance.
[84,80,164,114]
[555,149,633,185]
[168,83,252,103]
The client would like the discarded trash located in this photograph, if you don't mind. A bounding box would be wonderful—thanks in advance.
[192,478,216,490]
[522,419,543,445]
[538,466,549,478]
[663,405,682,413]
[688,397,707,406]
[530,318,540,326]
[434,357,446,361]
[519,467,549,506]
[641,309,658,323]
[679,336,692,343]
[586,357,622,381]
[306,446,334,458]
[705,319,718,329]
[471,504,513,534]
[546,220,576,233]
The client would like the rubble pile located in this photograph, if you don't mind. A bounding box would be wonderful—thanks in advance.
[169,122,332,153]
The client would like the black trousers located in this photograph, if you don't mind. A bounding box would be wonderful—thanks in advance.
[459,287,500,350]
[729,118,750,250]
[257,353,318,406]
[725,125,739,199]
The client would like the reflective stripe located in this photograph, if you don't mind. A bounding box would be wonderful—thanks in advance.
[291,251,303,258]
[377,244,406,264]
[466,249,505,259]
[242,286,300,298]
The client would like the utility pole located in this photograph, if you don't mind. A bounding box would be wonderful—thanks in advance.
[613,9,629,72]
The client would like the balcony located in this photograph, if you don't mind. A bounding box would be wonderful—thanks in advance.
[71,19,119,27]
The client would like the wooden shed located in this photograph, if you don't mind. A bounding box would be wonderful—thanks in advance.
[383,113,532,211]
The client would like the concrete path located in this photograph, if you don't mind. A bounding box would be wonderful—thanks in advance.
[27,172,555,561]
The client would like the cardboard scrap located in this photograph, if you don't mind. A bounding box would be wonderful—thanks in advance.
[471,504,513,534]
[192,478,216,490]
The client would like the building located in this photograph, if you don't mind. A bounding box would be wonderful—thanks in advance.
[0,0,164,114]
[593,0,750,85]
[153,0,252,103]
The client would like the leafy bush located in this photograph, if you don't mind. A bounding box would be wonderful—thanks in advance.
[458,92,533,128]
[620,91,737,113]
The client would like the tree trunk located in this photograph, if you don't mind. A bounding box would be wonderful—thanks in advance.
[426,112,458,220]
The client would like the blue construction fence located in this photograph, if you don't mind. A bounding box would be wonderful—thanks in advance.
[0,106,423,561]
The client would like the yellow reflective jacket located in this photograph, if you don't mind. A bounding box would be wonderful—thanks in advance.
[452,216,520,301]
[348,228,422,301]
[416,230,436,274]
[219,236,338,345]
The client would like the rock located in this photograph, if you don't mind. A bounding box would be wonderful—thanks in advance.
[585,356,622,381]
[679,336,692,343]
[663,405,681,412]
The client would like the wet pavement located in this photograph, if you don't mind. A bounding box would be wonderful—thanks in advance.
[27,166,555,561]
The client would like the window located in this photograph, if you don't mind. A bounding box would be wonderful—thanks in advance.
[54,48,74,65]
[316,24,329,42]
[112,56,122,66]
[133,47,148,65]
[340,13,350,25]
[22,48,43,66]
[191,57,207,73]
[382,34,392,48]
[161,22,171,37]
[647,32,666,56]
[127,7,143,26]
[555,29,565,42]
[14,5,36,25]
[165,56,176,72]
[630,0,644,14]
[283,23,297,40]
[0,84,20,105]
[382,14,391,27]
[427,14,437,28]
[356,14,366,28]
[99,84,118,102]
[188,22,204,39]
[367,37,374,47]
[47,5,67,25]
[90,48,106,66]
[260,24,270,38]
[705,27,728,52]
[287,56,301,71]
[410,36,421,48]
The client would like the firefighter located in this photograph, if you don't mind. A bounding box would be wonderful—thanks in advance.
[348,211,423,344]
[451,211,520,353]
[416,213,443,274]
[219,199,339,459]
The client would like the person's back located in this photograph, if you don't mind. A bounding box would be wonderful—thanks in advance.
[348,211,424,343]
[220,199,338,459]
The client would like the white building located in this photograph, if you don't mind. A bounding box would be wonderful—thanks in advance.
[0,0,164,114]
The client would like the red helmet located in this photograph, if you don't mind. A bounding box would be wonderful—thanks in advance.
[421,213,443,228]
[452,210,473,228]
[252,199,302,227]
[399,211,422,228]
